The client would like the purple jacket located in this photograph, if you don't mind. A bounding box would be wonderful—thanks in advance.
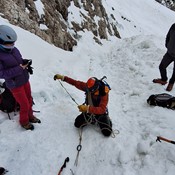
[0,47,29,89]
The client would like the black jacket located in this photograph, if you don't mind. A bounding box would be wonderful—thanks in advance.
[166,23,175,57]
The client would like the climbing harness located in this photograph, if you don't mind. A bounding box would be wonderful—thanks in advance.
[57,157,69,175]
[156,136,175,145]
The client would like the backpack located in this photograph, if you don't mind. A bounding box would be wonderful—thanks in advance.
[0,82,20,119]
[147,93,175,109]
[99,76,111,96]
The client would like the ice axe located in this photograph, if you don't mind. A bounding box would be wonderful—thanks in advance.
[58,157,69,175]
[156,136,175,145]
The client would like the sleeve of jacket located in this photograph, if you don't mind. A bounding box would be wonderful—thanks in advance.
[0,62,23,79]
[88,93,109,115]
[166,30,170,48]
[165,24,174,48]
[0,48,24,79]
[64,76,87,92]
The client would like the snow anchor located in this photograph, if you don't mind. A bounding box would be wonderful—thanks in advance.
[58,80,79,105]
[156,136,175,145]
[58,157,69,175]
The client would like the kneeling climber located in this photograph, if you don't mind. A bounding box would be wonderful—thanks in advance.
[54,74,112,137]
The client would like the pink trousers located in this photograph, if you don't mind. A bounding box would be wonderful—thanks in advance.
[11,81,33,125]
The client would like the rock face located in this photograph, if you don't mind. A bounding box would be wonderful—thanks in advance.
[0,0,120,51]
[155,0,175,11]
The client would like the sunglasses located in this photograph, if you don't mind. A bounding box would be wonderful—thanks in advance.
[88,83,99,93]
[0,38,15,45]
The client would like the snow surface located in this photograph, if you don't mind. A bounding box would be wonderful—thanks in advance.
[1,0,175,175]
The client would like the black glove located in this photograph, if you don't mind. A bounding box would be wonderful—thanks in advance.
[27,65,33,75]
[23,59,33,75]
[23,59,32,65]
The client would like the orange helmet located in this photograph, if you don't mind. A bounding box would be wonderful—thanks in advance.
[86,77,99,92]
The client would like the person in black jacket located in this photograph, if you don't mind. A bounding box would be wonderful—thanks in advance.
[153,23,175,91]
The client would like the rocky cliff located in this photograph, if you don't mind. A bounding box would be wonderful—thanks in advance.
[0,0,120,51]
[155,0,175,10]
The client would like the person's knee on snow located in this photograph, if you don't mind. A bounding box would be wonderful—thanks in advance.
[101,129,112,137]
[74,113,88,128]
[98,114,112,137]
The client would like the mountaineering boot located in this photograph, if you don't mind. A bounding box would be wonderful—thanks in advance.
[166,83,174,91]
[29,116,41,123]
[21,123,34,130]
[153,78,167,85]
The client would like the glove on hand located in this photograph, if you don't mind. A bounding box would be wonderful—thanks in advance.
[21,59,33,74]
[54,74,64,81]
[78,105,89,113]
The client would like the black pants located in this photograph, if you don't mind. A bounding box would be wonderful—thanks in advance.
[159,52,175,84]
[74,113,112,137]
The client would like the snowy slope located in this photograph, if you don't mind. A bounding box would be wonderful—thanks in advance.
[1,0,175,175]
[103,0,175,38]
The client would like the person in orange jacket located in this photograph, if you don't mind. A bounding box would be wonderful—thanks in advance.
[54,74,112,137]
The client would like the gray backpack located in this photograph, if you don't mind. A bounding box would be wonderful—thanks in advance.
[147,93,175,109]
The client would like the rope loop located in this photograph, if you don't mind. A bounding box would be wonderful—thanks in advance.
[77,144,82,151]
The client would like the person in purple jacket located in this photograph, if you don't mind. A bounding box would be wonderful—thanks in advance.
[0,25,40,130]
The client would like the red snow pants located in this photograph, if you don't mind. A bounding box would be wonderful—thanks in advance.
[10,81,33,125]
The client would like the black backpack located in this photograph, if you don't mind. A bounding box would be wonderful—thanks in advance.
[0,82,20,119]
[98,76,111,95]
[147,93,175,109]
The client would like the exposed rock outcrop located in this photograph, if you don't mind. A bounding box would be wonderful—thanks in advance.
[155,0,175,10]
[0,0,120,51]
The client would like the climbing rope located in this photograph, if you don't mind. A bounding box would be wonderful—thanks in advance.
[83,112,120,138]
[58,80,79,105]
[74,127,83,166]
